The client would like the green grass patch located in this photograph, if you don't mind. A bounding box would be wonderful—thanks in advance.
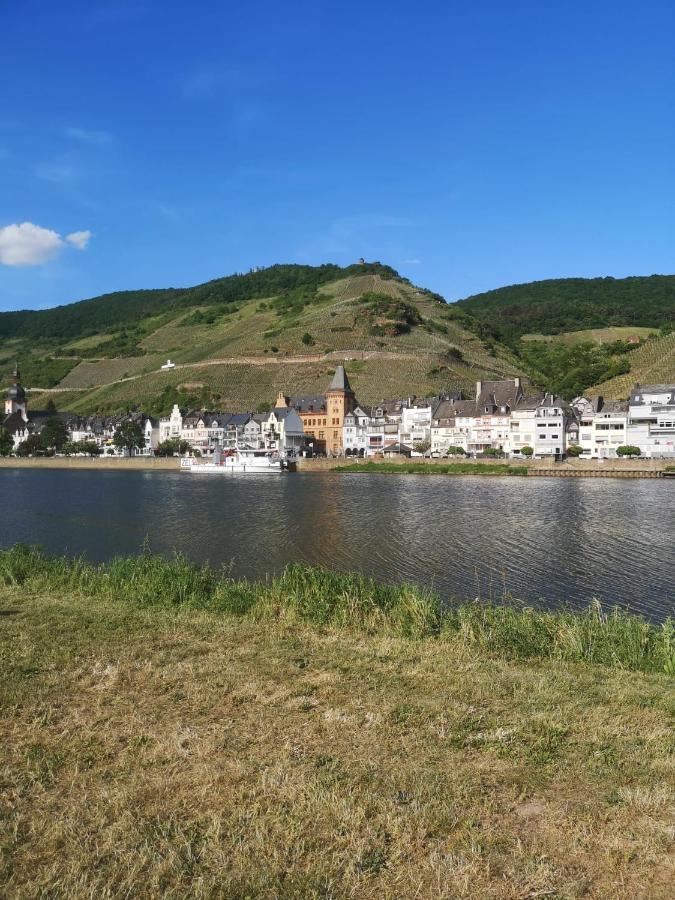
[335,461,528,476]
[0,544,672,673]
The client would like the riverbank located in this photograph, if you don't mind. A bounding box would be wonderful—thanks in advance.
[1,548,673,898]
[0,455,671,478]
[0,456,178,470]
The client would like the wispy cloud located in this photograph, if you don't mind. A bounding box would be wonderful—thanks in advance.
[65,230,92,250]
[65,126,112,145]
[402,257,421,265]
[0,222,92,267]
[35,160,79,185]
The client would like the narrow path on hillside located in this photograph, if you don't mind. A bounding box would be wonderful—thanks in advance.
[26,349,447,392]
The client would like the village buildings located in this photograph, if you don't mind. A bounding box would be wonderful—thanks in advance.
[2,361,675,460]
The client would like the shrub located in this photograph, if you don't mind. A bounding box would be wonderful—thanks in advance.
[301,332,315,346]
[480,447,505,458]
[566,445,583,457]
[520,446,534,457]
[616,445,641,457]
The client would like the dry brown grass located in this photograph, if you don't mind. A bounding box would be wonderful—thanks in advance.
[1,586,673,898]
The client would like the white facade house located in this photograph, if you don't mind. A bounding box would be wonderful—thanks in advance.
[430,398,474,454]
[533,394,569,458]
[590,402,629,459]
[343,405,370,456]
[399,400,433,450]
[509,396,541,454]
[260,407,306,455]
[626,384,675,457]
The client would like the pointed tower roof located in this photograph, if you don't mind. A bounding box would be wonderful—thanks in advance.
[327,365,353,393]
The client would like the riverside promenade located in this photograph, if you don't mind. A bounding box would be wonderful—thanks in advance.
[0,456,670,477]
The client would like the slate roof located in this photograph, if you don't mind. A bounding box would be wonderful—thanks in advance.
[327,365,353,393]
[2,412,29,435]
[289,395,326,413]
[630,384,675,404]
[271,407,300,421]
[513,393,545,411]
[476,379,523,411]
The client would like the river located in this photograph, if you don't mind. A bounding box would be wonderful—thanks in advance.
[0,469,673,620]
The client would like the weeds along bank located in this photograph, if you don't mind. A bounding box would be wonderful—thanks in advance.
[1,544,673,674]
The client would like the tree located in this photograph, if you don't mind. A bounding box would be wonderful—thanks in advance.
[0,427,13,456]
[520,446,534,457]
[446,445,466,456]
[156,438,190,457]
[40,417,68,452]
[566,444,583,457]
[16,434,45,457]
[45,398,57,413]
[80,441,102,456]
[481,446,505,458]
[256,402,271,414]
[617,445,641,457]
[301,332,315,346]
[113,420,145,454]
[413,440,431,454]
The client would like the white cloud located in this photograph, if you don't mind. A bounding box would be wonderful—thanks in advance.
[65,127,112,145]
[66,229,92,250]
[402,258,421,265]
[0,222,92,267]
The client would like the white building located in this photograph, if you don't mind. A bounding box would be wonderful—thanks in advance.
[509,395,542,455]
[399,399,433,451]
[430,398,474,454]
[626,384,675,457]
[343,405,371,456]
[533,394,569,459]
[260,407,306,455]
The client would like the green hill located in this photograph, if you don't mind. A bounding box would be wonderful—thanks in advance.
[456,275,675,344]
[0,263,524,415]
[454,275,675,399]
[4,266,675,413]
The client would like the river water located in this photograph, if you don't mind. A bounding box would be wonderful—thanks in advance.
[0,469,673,620]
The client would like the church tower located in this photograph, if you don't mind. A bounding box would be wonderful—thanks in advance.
[325,365,355,456]
[4,363,27,421]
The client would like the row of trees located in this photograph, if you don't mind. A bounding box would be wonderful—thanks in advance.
[0,419,149,457]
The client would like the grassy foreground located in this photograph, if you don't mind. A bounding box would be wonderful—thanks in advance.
[335,461,528,476]
[1,548,674,898]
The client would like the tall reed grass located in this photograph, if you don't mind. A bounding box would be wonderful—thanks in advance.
[0,544,672,674]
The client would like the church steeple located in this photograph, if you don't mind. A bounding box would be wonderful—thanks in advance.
[4,361,27,420]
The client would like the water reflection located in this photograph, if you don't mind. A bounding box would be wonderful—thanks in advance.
[0,469,673,620]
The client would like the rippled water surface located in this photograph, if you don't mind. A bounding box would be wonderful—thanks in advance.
[1,469,673,619]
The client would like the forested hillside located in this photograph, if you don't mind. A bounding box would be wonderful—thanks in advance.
[454,275,675,398]
[457,275,675,343]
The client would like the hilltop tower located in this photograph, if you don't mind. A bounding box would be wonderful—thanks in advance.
[4,363,27,421]
[325,365,355,455]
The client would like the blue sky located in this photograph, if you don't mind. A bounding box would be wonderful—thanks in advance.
[1,0,674,311]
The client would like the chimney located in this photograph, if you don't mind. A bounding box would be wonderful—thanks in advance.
[514,377,520,390]
[475,381,482,400]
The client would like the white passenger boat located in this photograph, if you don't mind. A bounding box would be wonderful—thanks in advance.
[180,448,286,474]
